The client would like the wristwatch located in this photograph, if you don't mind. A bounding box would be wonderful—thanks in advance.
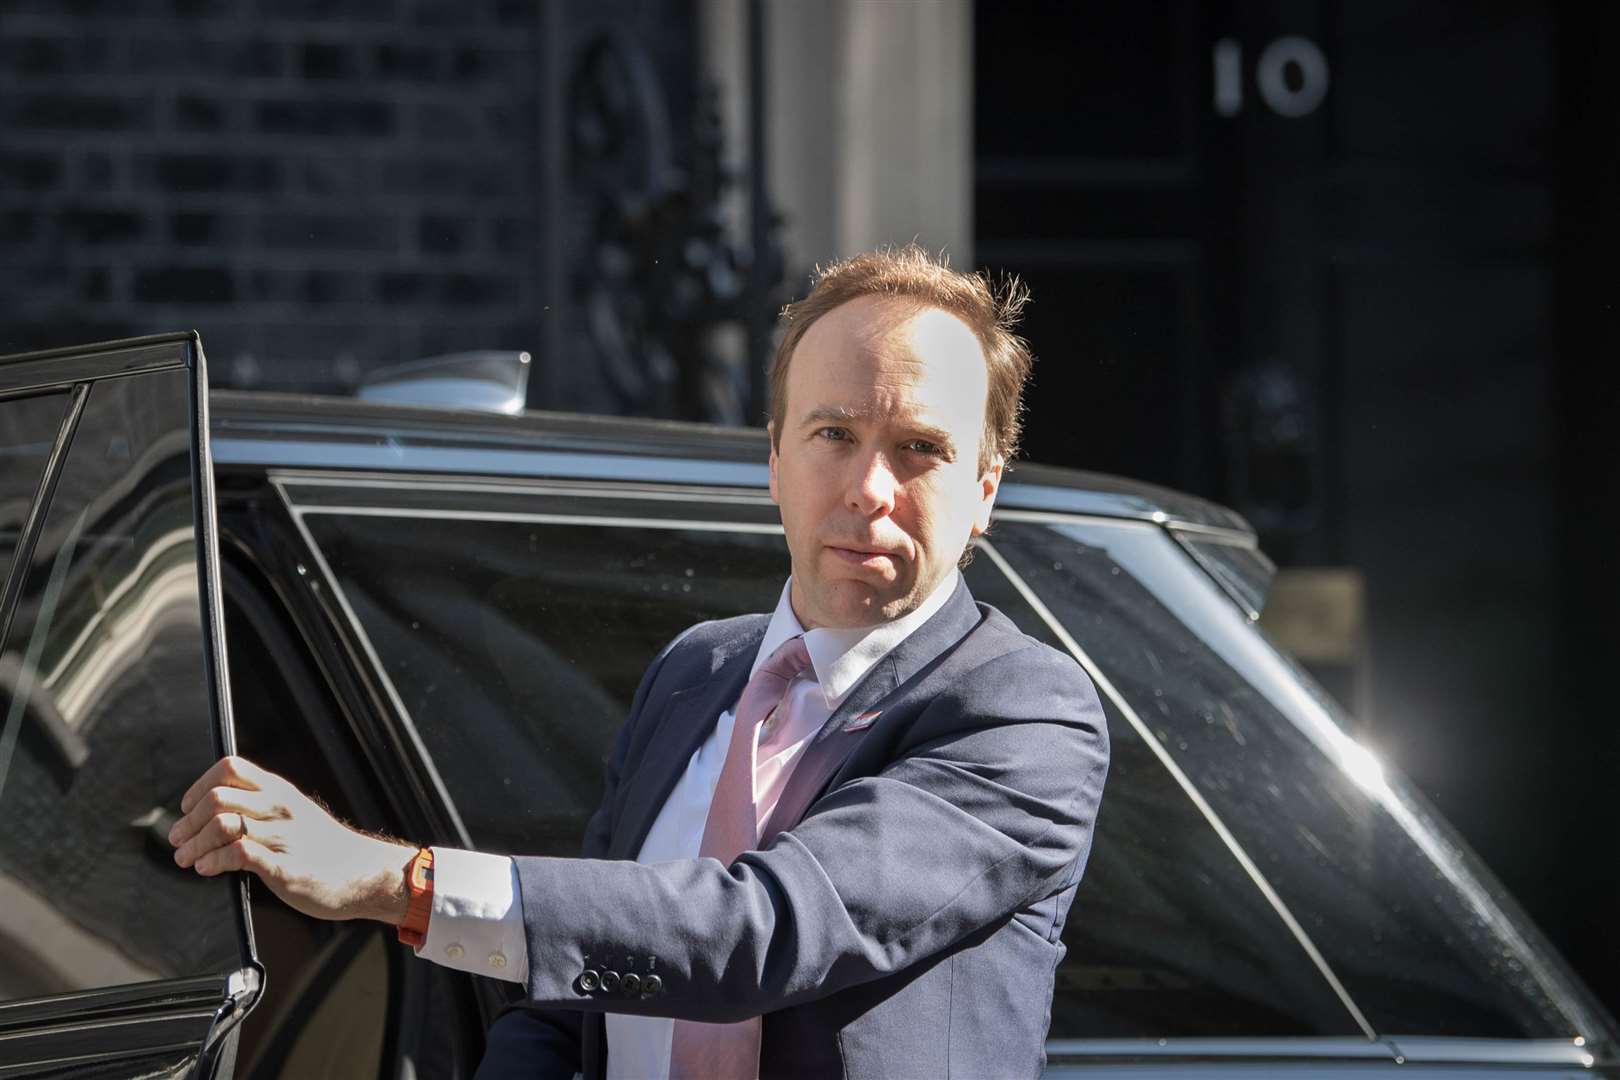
[397,846,435,948]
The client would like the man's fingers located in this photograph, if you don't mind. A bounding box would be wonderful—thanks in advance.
[193,834,277,878]
[169,785,278,848]
[179,755,269,815]
[174,810,275,869]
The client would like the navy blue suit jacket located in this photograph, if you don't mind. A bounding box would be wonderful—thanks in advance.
[477,578,1109,1079]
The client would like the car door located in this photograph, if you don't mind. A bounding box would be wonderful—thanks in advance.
[0,335,262,1078]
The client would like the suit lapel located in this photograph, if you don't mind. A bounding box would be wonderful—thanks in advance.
[760,578,983,844]
[609,627,763,860]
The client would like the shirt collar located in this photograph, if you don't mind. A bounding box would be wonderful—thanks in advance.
[750,569,962,709]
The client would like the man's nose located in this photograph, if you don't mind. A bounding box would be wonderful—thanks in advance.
[846,451,898,516]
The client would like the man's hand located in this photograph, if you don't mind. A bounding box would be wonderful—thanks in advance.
[169,755,416,926]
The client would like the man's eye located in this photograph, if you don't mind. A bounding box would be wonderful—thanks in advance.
[905,440,944,456]
[816,427,850,442]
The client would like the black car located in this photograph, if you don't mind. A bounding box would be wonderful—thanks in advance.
[0,334,1612,1078]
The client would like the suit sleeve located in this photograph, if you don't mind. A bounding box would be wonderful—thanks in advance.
[476,626,696,1077]
[504,643,1109,1023]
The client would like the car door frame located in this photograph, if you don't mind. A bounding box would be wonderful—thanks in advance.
[0,333,262,1080]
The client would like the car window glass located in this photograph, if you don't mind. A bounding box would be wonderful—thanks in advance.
[0,371,239,1003]
[1172,530,1275,621]
[300,512,788,854]
[0,390,70,595]
[986,519,1596,1039]
[963,557,1359,1037]
[307,504,1359,1037]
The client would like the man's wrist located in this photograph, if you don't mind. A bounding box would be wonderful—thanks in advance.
[356,838,419,926]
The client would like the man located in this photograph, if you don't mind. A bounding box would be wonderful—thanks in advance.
[170,245,1110,1079]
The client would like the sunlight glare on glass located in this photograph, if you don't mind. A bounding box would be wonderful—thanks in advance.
[1338,737,1386,794]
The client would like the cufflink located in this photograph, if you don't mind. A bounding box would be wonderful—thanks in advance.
[488,951,507,970]
[444,943,465,961]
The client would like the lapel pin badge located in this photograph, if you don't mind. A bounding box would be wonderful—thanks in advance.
[843,710,882,733]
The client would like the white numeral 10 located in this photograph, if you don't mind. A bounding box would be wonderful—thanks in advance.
[1213,36,1331,118]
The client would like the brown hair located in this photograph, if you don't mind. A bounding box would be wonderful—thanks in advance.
[768,244,1034,475]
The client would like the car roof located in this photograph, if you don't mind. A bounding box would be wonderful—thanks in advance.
[209,389,1255,537]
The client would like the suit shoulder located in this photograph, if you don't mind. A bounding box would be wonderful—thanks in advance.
[625,612,769,726]
[941,604,1106,729]
[972,603,1088,680]
[648,612,770,678]
[664,612,770,655]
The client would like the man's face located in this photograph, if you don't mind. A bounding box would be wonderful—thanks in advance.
[769,295,1003,629]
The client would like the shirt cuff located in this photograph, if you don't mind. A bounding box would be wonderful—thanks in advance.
[415,847,528,984]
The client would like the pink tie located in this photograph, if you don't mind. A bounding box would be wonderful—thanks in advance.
[668,636,813,1080]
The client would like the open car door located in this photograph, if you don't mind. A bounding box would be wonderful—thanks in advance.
[0,335,261,1078]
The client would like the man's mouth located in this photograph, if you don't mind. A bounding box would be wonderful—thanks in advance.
[826,544,900,566]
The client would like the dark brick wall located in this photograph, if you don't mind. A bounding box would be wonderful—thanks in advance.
[0,0,542,392]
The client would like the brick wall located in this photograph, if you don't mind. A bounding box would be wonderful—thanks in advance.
[0,0,543,392]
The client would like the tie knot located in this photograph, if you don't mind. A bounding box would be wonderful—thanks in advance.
[732,635,814,740]
[758,635,812,682]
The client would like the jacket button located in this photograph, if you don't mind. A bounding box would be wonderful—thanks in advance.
[578,970,600,993]
[621,972,641,994]
[599,970,621,992]
[641,974,663,997]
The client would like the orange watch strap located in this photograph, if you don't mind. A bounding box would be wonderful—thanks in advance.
[397,846,434,948]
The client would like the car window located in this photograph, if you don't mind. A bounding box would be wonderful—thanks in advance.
[298,509,788,854]
[0,358,247,1008]
[982,518,1606,1041]
[0,390,70,590]
[285,487,1604,1044]
[962,557,1361,1036]
[298,494,1373,1038]
[1170,527,1275,621]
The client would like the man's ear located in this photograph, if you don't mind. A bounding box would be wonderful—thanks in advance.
[969,455,1005,537]
[767,421,781,504]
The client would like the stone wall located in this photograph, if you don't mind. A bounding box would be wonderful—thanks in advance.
[0,0,542,392]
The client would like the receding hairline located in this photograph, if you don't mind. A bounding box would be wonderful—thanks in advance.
[793,293,984,365]
[767,244,1035,472]
[775,299,990,458]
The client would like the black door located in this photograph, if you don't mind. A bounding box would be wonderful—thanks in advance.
[0,335,261,1078]
[973,0,1590,1010]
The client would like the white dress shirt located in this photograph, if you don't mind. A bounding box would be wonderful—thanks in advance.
[419,571,961,1080]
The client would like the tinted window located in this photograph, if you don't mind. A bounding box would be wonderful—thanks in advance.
[304,499,1366,1038]
[1172,529,1275,621]
[0,371,239,1002]
[986,519,1602,1039]
[963,557,1360,1036]
[0,390,69,588]
[296,494,1603,1041]
[301,511,788,853]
